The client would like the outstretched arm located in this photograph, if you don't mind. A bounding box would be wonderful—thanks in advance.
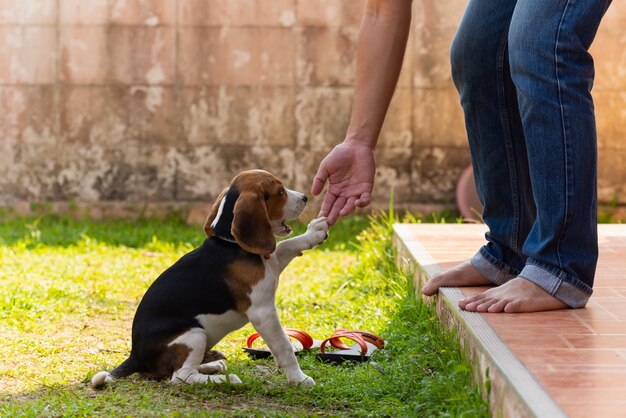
[311,0,413,225]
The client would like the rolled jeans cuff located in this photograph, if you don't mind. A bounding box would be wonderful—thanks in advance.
[471,248,518,285]
[519,262,592,309]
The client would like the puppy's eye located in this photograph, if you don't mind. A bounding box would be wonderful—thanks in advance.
[279,187,285,195]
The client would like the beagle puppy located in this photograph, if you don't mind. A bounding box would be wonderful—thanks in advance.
[92,170,328,387]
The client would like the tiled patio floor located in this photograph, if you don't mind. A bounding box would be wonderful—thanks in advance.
[393,224,626,418]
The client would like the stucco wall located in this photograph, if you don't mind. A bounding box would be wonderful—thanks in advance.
[0,0,625,219]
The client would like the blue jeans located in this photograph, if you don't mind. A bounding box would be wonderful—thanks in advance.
[450,0,612,308]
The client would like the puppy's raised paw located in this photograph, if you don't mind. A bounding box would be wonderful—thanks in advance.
[306,217,329,246]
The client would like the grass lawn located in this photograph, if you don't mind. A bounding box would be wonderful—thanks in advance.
[0,210,488,417]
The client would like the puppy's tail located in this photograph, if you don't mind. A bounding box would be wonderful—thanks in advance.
[91,355,140,388]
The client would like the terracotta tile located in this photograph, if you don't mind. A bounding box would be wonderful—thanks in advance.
[488,324,595,336]
[434,255,473,265]
[498,334,570,350]
[524,362,555,374]
[0,0,56,24]
[397,224,626,416]
[547,364,626,374]
[483,310,582,327]
[516,349,626,366]
[594,300,626,319]
[179,0,296,27]
[0,27,56,84]
[571,305,618,322]
[564,335,626,349]
[110,0,176,26]
[595,278,626,288]
[441,261,470,271]
[532,369,626,389]
[580,320,626,335]
[59,0,109,25]
[589,287,624,298]
[561,402,626,418]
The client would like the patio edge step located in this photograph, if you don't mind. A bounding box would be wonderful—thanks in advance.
[392,224,566,418]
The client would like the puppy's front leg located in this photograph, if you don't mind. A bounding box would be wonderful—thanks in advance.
[276,217,328,272]
[247,307,314,386]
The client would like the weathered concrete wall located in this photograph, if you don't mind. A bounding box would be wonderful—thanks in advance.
[0,0,625,219]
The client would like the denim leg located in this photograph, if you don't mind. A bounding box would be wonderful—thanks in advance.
[451,0,535,285]
[508,0,611,307]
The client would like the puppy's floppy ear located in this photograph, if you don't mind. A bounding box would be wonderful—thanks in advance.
[204,187,229,237]
[231,190,276,256]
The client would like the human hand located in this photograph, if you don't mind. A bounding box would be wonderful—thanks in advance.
[311,141,375,225]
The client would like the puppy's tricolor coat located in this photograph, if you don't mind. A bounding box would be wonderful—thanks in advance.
[92,170,328,387]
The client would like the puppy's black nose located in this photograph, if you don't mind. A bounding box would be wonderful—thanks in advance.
[302,195,308,203]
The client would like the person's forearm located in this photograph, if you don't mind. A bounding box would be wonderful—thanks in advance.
[345,0,412,149]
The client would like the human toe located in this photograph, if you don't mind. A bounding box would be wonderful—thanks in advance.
[421,278,440,296]
[458,294,481,309]
[475,298,499,312]
[486,299,509,313]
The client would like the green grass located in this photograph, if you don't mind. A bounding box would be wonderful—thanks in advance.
[0,211,487,417]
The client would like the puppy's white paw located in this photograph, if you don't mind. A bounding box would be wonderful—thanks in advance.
[307,217,328,231]
[209,373,242,384]
[288,373,315,386]
[91,371,113,388]
[299,375,316,387]
[198,359,226,374]
[306,217,329,247]
[227,374,242,384]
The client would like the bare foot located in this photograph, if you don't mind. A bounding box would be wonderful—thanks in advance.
[421,260,492,296]
[458,277,568,313]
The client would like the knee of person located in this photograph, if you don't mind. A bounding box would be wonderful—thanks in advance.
[507,28,544,83]
[450,31,493,88]
[450,34,468,82]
